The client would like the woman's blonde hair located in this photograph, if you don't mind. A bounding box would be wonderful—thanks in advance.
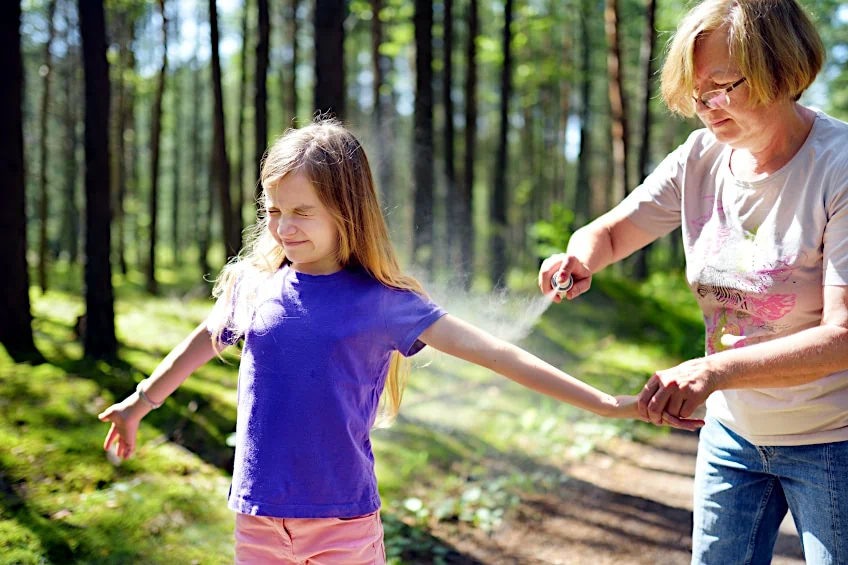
[211,118,425,426]
[660,0,824,116]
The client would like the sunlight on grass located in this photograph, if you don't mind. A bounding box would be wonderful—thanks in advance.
[2,270,703,563]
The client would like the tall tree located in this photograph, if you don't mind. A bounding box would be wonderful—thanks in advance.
[633,0,658,279]
[0,0,40,361]
[79,0,117,359]
[210,0,239,257]
[442,0,457,269]
[314,0,346,118]
[254,0,269,205]
[171,3,182,266]
[460,0,479,289]
[60,0,81,264]
[113,12,130,275]
[37,0,58,293]
[604,0,630,203]
[371,0,392,209]
[146,0,168,294]
[490,0,513,287]
[288,0,300,123]
[412,0,434,270]
[234,0,249,233]
[573,0,593,228]
[191,48,210,278]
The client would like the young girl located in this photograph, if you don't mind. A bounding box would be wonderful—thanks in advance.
[98,119,701,564]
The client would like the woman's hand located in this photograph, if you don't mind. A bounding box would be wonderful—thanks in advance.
[636,357,720,425]
[98,393,151,460]
[538,253,593,303]
[610,395,704,430]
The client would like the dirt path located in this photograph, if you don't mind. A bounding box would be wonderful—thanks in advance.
[427,430,806,564]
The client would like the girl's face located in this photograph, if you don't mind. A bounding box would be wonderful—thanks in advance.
[692,27,774,149]
[265,172,341,275]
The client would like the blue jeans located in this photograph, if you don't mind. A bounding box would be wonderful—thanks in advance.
[692,417,848,565]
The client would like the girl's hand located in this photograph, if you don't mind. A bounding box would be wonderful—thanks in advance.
[537,253,593,303]
[98,394,150,460]
[612,395,704,431]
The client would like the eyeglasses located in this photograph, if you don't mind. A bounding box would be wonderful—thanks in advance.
[693,77,747,110]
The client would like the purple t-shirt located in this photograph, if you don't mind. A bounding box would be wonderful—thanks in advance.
[207,265,446,518]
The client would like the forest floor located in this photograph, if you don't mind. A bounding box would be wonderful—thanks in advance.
[420,429,807,565]
[0,268,809,564]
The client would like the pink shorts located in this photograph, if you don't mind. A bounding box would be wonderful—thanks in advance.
[234,511,386,565]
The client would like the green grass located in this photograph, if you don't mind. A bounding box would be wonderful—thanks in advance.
[1,267,703,564]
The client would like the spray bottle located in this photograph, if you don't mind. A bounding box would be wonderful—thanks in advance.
[550,272,574,297]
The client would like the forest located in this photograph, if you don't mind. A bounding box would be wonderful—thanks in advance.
[1,0,845,562]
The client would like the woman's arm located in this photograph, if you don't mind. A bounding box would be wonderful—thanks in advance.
[98,322,219,459]
[538,209,661,302]
[419,314,702,430]
[638,285,848,424]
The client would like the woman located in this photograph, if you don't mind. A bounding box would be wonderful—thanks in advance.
[539,0,848,563]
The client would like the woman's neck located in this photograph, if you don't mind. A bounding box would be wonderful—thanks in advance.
[730,103,815,181]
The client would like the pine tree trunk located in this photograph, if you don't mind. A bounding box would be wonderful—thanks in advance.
[254,0,269,206]
[146,0,168,294]
[171,8,182,267]
[0,0,41,361]
[210,0,238,258]
[632,0,657,280]
[573,0,593,229]
[37,0,58,292]
[235,0,249,235]
[412,0,434,271]
[314,0,346,118]
[460,0,478,290]
[605,0,630,204]
[490,0,513,287]
[289,0,299,123]
[60,2,81,265]
[79,0,117,359]
[442,0,456,271]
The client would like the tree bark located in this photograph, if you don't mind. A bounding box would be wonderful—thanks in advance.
[442,0,456,270]
[412,0,434,271]
[79,0,117,359]
[37,0,58,292]
[0,1,41,361]
[314,0,346,118]
[60,0,81,265]
[460,0,478,289]
[604,0,630,204]
[490,0,513,287]
[573,0,593,228]
[633,0,657,280]
[235,0,249,234]
[210,0,239,258]
[146,0,168,294]
[289,0,300,123]
[254,0,269,206]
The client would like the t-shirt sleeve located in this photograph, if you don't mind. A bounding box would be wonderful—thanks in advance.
[382,288,447,357]
[206,283,245,347]
[823,173,848,285]
[616,133,695,237]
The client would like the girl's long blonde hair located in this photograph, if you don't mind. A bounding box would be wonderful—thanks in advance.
[211,117,423,426]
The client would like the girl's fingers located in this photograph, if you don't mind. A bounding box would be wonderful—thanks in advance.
[98,406,114,421]
[662,412,704,431]
[103,423,118,451]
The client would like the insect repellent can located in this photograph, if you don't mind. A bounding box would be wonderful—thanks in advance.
[551,273,574,296]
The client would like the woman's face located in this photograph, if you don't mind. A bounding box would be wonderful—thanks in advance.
[692,27,773,149]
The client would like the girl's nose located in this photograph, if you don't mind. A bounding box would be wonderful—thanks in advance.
[277,218,298,237]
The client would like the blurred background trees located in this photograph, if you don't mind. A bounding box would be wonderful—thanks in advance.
[9,0,847,359]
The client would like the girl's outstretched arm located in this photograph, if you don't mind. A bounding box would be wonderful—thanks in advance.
[98,322,219,459]
[418,315,703,430]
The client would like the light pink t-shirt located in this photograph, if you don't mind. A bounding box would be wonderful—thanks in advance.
[620,110,848,446]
